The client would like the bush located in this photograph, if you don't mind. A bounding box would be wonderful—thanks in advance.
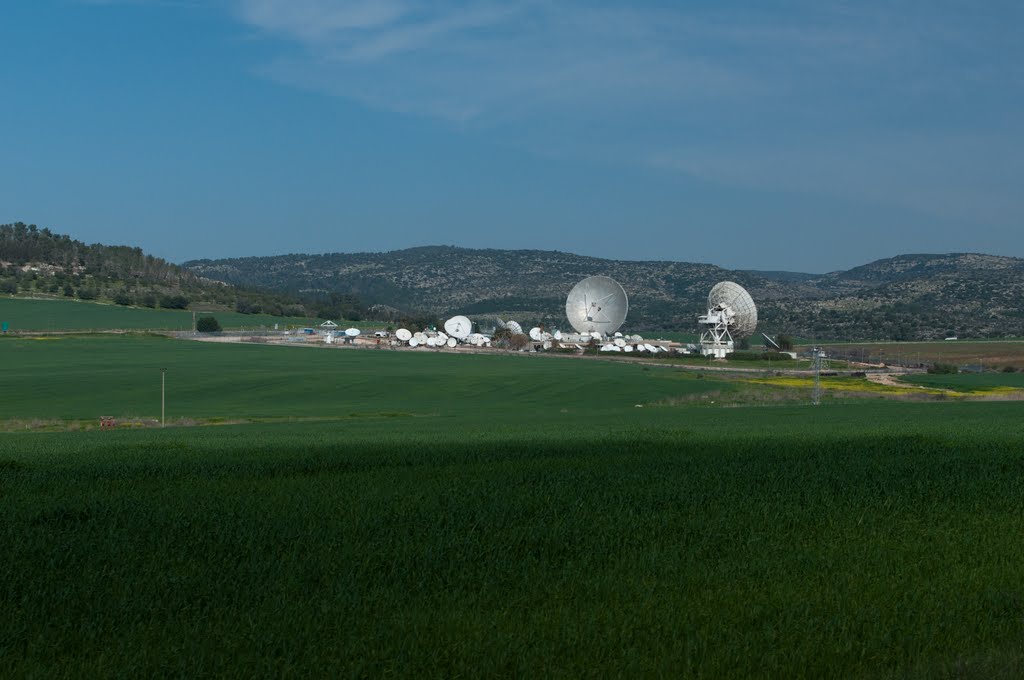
[0,279,17,294]
[159,295,189,310]
[140,293,156,308]
[196,316,222,333]
[77,287,97,300]
[927,362,959,375]
[113,291,133,306]
[1002,365,1018,373]
[63,285,75,297]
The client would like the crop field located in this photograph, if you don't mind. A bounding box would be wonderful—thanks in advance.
[2,334,1024,676]
[0,334,726,425]
[899,371,1024,393]
[0,296,323,332]
[817,340,1024,370]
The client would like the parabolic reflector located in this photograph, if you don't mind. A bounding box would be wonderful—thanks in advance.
[565,276,628,335]
[395,328,412,342]
[708,281,758,338]
[444,315,472,340]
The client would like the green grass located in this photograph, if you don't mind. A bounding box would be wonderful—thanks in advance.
[2,404,1024,677]
[0,334,725,423]
[2,335,1024,676]
[0,296,325,332]
[899,371,1024,392]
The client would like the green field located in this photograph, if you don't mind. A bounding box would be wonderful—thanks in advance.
[0,296,326,332]
[899,371,1024,392]
[817,339,1024,369]
[2,334,1024,676]
[0,335,720,423]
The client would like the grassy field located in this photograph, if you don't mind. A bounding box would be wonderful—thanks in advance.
[3,334,1024,676]
[3,403,1024,677]
[816,340,1024,370]
[0,296,327,332]
[899,371,1024,393]
[0,334,725,424]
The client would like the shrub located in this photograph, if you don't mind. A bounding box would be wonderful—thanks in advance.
[927,362,959,374]
[196,316,222,333]
[113,291,133,306]
[1002,365,1018,373]
[140,293,156,308]
[0,279,17,294]
[159,295,189,310]
[77,287,97,300]
[727,351,794,362]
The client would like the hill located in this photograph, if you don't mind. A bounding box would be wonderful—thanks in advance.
[185,247,1024,341]
[0,222,361,321]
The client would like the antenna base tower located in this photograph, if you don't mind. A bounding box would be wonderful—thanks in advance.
[698,307,736,358]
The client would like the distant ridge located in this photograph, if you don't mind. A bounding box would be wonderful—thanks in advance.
[185,247,1024,341]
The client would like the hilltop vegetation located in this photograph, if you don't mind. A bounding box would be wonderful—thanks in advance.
[0,223,362,321]
[186,247,1024,341]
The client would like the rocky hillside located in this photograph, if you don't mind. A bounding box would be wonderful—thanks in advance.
[185,248,1024,341]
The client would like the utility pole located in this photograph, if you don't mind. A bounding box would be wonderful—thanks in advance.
[161,368,167,427]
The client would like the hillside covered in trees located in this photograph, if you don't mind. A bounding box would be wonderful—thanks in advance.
[0,223,362,321]
[186,247,1024,341]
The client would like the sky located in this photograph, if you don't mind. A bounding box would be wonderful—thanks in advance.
[2,1,1022,272]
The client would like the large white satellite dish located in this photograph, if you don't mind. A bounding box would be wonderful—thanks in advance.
[708,281,758,338]
[408,337,420,348]
[529,327,543,342]
[699,280,758,358]
[444,315,472,340]
[507,320,523,336]
[345,328,360,337]
[565,275,628,335]
[395,328,412,342]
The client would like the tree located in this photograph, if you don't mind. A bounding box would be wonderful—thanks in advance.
[196,315,222,333]
[776,334,794,351]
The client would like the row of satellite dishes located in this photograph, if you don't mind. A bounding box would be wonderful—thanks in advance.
[352,274,757,358]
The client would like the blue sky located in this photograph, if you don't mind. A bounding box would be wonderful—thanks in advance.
[2,1,1022,272]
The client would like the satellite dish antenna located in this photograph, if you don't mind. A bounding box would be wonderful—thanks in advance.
[623,345,634,353]
[437,332,448,343]
[643,343,656,353]
[444,315,472,340]
[553,330,563,341]
[345,328,360,337]
[446,337,457,348]
[426,337,437,347]
[396,328,412,342]
[529,327,543,342]
[507,320,523,336]
[699,281,757,358]
[408,337,420,348]
[542,340,552,350]
[565,275,628,335]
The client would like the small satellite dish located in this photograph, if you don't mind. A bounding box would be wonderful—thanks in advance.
[446,337,457,348]
[396,328,412,342]
[553,330,563,341]
[631,335,644,343]
[345,328,360,337]
[623,345,634,353]
[636,344,647,352]
[644,343,656,352]
[413,331,427,343]
[614,337,626,348]
[444,315,472,340]
[437,332,448,343]
[614,332,623,338]
[426,337,437,347]
[543,340,552,350]
[565,275,629,334]
[529,327,543,341]
[408,338,420,348]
